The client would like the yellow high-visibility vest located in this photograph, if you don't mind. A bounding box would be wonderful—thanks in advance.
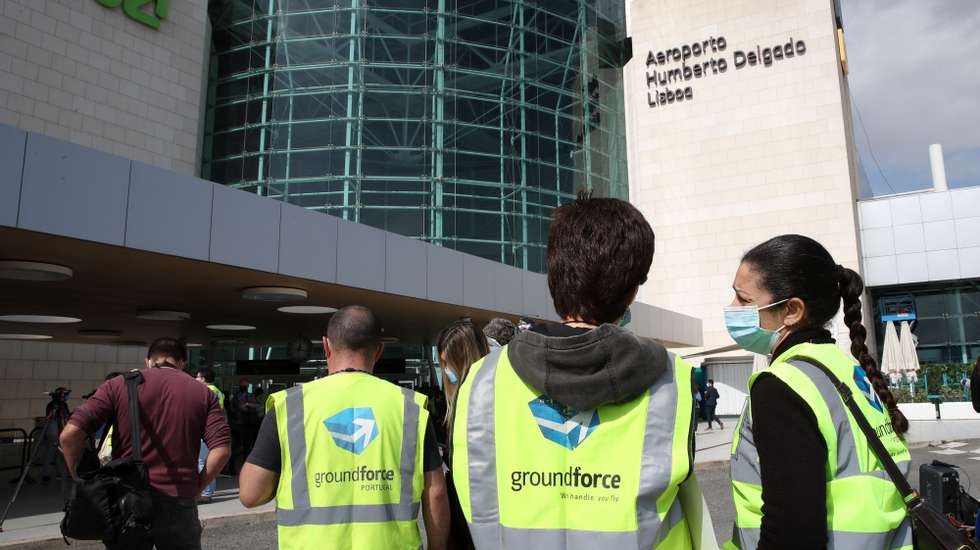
[728,342,912,550]
[271,373,428,550]
[452,346,696,549]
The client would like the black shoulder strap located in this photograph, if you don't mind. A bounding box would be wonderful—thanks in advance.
[790,356,918,505]
[124,371,143,462]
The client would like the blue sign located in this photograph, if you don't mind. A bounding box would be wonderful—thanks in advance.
[880,294,916,322]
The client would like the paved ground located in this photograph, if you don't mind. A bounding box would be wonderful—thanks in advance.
[700,438,980,544]
[7,437,980,549]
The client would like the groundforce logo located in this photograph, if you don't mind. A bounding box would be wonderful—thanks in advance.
[325,407,379,454]
[511,466,621,492]
[314,466,395,489]
[529,396,599,450]
[853,365,884,413]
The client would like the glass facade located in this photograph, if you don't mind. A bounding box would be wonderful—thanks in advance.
[204,0,630,272]
[872,283,980,365]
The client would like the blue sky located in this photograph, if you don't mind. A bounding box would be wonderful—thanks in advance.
[844,0,980,196]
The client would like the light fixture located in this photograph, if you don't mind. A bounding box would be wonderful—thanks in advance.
[277,305,338,314]
[206,324,256,331]
[78,329,122,340]
[0,315,81,324]
[185,342,203,348]
[136,310,190,321]
[241,286,308,302]
[381,337,399,344]
[0,334,53,340]
[0,261,73,281]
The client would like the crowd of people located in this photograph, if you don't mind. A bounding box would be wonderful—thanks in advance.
[46,192,925,549]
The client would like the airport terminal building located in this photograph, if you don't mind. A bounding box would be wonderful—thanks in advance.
[0,0,977,429]
[625,0,980,413]
[0,0,700,432]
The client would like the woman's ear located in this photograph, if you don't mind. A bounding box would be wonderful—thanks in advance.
[783,297,807,327]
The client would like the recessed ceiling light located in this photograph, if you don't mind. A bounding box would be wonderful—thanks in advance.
[0,261,73,281]
[185,342,203,348]
[78,329,122,340]
[206,324,256,331]
[278,305,338,314]
[0,333,53,340]
[381,337,399,344]
[0,315,81,324]
[241,286,308,302]
[136,310,190,321]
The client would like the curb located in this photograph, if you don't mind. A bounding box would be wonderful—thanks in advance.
[0,510,274,549]
[694,459,731,471]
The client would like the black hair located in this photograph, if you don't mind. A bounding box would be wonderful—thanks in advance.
[742,234,908,434]
[327,305,382,353]
[147,337,187,365]
[197,367,216,383]
[483,318,517,346]
[707,379,714,384]
[547,190,655,325]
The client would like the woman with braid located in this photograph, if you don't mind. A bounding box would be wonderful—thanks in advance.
[724,235,911,550]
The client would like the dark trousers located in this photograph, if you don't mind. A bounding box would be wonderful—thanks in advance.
[705,405,723,429]
[105,492,202,550]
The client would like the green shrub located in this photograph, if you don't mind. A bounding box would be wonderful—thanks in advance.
[887,362,973,403]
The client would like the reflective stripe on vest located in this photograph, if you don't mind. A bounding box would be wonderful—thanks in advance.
[730,347,912,550]
[464,348,691,548]
[733,520,913,550]
[277,384,421,526]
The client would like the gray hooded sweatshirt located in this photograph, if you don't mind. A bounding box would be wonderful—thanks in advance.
[506,323,671,411]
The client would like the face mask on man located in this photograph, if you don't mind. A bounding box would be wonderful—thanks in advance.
[723,299,788,355]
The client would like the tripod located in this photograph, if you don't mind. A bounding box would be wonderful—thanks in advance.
[0,412,62,533]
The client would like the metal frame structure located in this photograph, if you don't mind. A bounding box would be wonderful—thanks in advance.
[204,0,629,273]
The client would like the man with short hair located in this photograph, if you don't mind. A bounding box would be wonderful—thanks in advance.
[61,338,231,550]
[239,306,449,550]
[451,192,701,548]
[483,317,517,349]
[703,379,724,430]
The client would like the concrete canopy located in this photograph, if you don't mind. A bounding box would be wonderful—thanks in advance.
[0,125,701,348]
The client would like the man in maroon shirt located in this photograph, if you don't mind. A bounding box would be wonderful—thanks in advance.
[60,338,231,550]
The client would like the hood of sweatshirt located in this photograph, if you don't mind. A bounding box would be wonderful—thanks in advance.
[506,323,670,411]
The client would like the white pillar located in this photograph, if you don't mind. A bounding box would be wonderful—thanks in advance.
[929,144,948,192]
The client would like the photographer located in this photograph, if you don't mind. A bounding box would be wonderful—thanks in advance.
[34,387,71,485]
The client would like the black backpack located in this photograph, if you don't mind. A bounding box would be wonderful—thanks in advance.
[61,371,154,544]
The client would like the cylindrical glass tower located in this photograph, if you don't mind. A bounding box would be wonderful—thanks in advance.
[204,0,630,273]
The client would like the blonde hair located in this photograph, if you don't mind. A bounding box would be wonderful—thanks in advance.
[437,320,490,431]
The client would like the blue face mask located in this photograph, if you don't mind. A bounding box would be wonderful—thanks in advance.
[444,367,458,385]
[723,299,788,355]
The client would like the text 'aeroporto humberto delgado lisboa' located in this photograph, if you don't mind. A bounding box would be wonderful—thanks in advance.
[645,35,808,108]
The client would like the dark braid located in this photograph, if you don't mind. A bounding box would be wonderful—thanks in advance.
[839,266,909,435]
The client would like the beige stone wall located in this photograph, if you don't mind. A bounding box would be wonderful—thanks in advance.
[626,0,861,348]
[0,340,145,434]
[0,0,208,175]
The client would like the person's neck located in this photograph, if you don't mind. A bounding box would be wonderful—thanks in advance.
[327,363,373,375]
[560,317,598,329]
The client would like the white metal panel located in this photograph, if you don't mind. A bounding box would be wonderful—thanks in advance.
[704,358,753,417]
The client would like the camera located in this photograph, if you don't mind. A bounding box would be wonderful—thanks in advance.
[47,387,71,401]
